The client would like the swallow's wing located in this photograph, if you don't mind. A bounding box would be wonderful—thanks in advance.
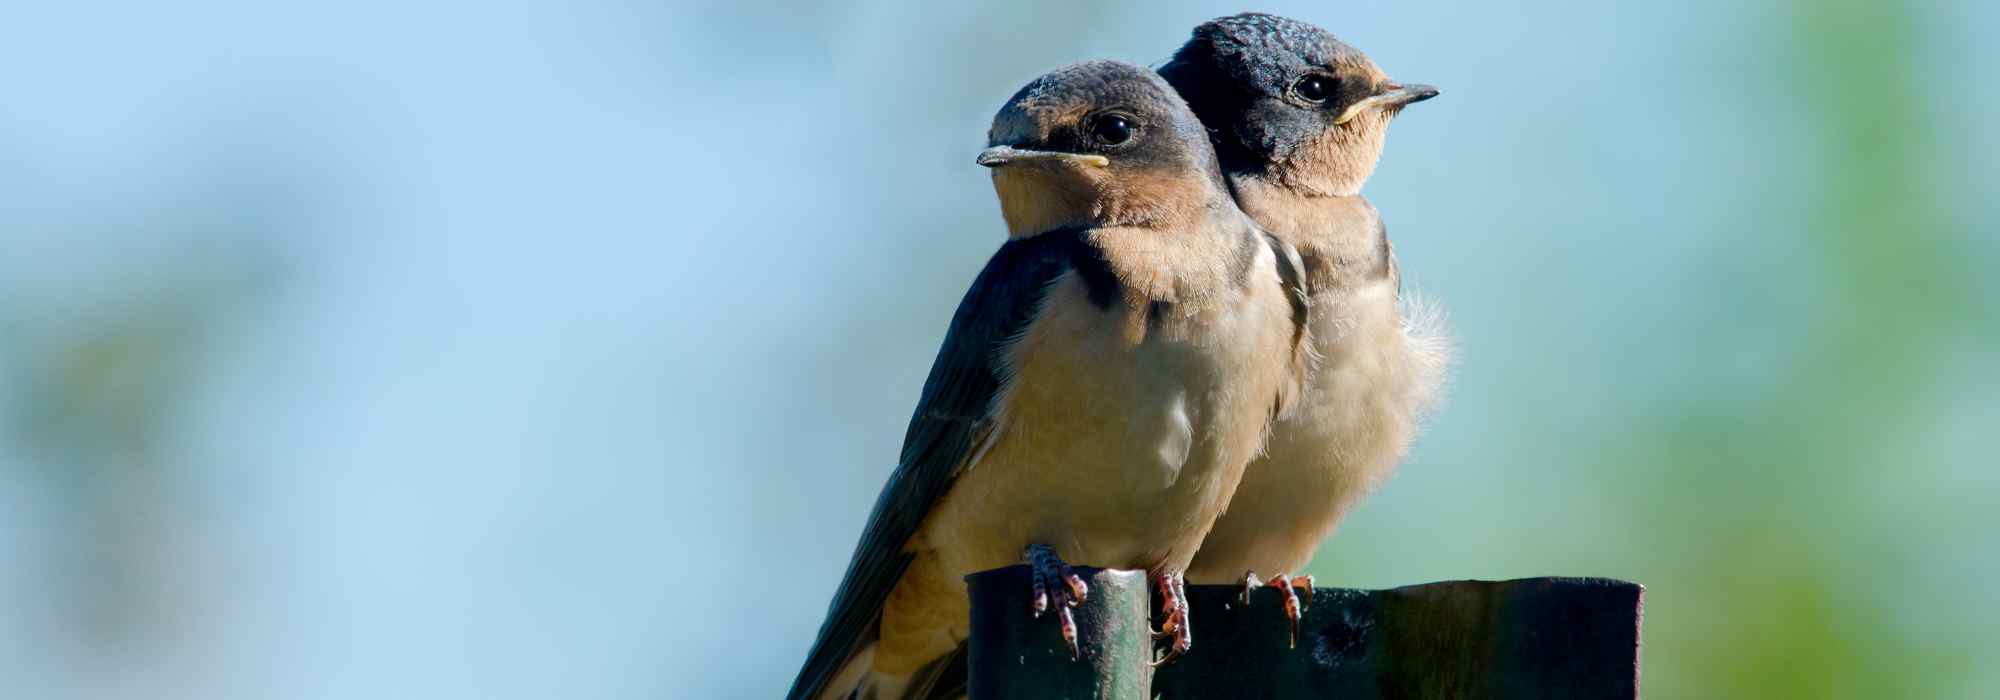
[1264,230,1310,335]
[788,230,1089,700]
[1261,229,1314,419]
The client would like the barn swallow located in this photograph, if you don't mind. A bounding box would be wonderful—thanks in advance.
[787,60,1312,700]
[1160,12,1455,646]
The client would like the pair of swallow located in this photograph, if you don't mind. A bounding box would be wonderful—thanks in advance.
[790,12,1453,700]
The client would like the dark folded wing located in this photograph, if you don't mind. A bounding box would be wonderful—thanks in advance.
[787,230,1089,700]
[1264,231,1310,332]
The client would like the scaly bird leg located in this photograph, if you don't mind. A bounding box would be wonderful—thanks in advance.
[1150,572,1192,666]
[1154,572,1181,637]
[1240,570,1263,606]
[1025,544,1088,661]
[1240,570,1310,648]
[1268,571,1303,648]
[1291,574,1315,612]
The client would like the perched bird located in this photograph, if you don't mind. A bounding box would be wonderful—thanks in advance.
[1159,12,1455,643]
[787,60,1312,700]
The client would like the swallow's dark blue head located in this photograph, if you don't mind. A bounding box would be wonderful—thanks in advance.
[980,60,1231,237]
[1159,13,1437,196]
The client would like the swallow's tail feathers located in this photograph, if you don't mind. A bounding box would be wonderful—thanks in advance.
[858,643,962,700]
[856,672,908,700]
[808,643,875,700]
[788,232,1082,700]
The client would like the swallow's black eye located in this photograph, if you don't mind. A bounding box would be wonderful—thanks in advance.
[1292,76,1331,104]
[1089,115,1134,146]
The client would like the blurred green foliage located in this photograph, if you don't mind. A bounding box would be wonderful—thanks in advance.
[3,189,286,647]
[1308,1,1986,697]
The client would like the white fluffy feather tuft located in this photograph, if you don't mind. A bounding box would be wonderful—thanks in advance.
[1397,289,1458,427]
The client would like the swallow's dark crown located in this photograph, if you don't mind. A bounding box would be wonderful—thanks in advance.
[988,59,1224,188]
[1158,13,1385,177]
[1163,13,1370,99]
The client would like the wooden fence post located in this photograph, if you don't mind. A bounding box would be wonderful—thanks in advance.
[965,571,1643,699]
[965,566,1152,700]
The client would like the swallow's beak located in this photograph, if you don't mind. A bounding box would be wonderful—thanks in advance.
[976,146,1111,168]
[1334,83,1441,125]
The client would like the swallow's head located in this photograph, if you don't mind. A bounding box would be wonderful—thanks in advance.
[1160,12,1436,196]
[980,60,1229,238]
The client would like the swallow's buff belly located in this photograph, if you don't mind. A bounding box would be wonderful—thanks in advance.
[875,240,1297,675]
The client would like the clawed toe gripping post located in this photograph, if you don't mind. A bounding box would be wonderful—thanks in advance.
[1151,572,1191,666]
[1242,571,1315,648]
[1025,544,1089,661]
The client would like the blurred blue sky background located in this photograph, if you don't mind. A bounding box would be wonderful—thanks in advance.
[1,0,1995,697]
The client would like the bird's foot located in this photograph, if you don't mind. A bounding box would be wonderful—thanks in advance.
[1241,570,1313,648]
[1150,571,1191,666]
[1025,543,1088,661]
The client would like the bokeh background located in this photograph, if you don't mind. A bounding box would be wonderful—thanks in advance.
[1,0,1994,697]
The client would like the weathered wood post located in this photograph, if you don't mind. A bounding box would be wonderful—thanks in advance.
[965,566,1153,700]
[965,571,1643,699]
